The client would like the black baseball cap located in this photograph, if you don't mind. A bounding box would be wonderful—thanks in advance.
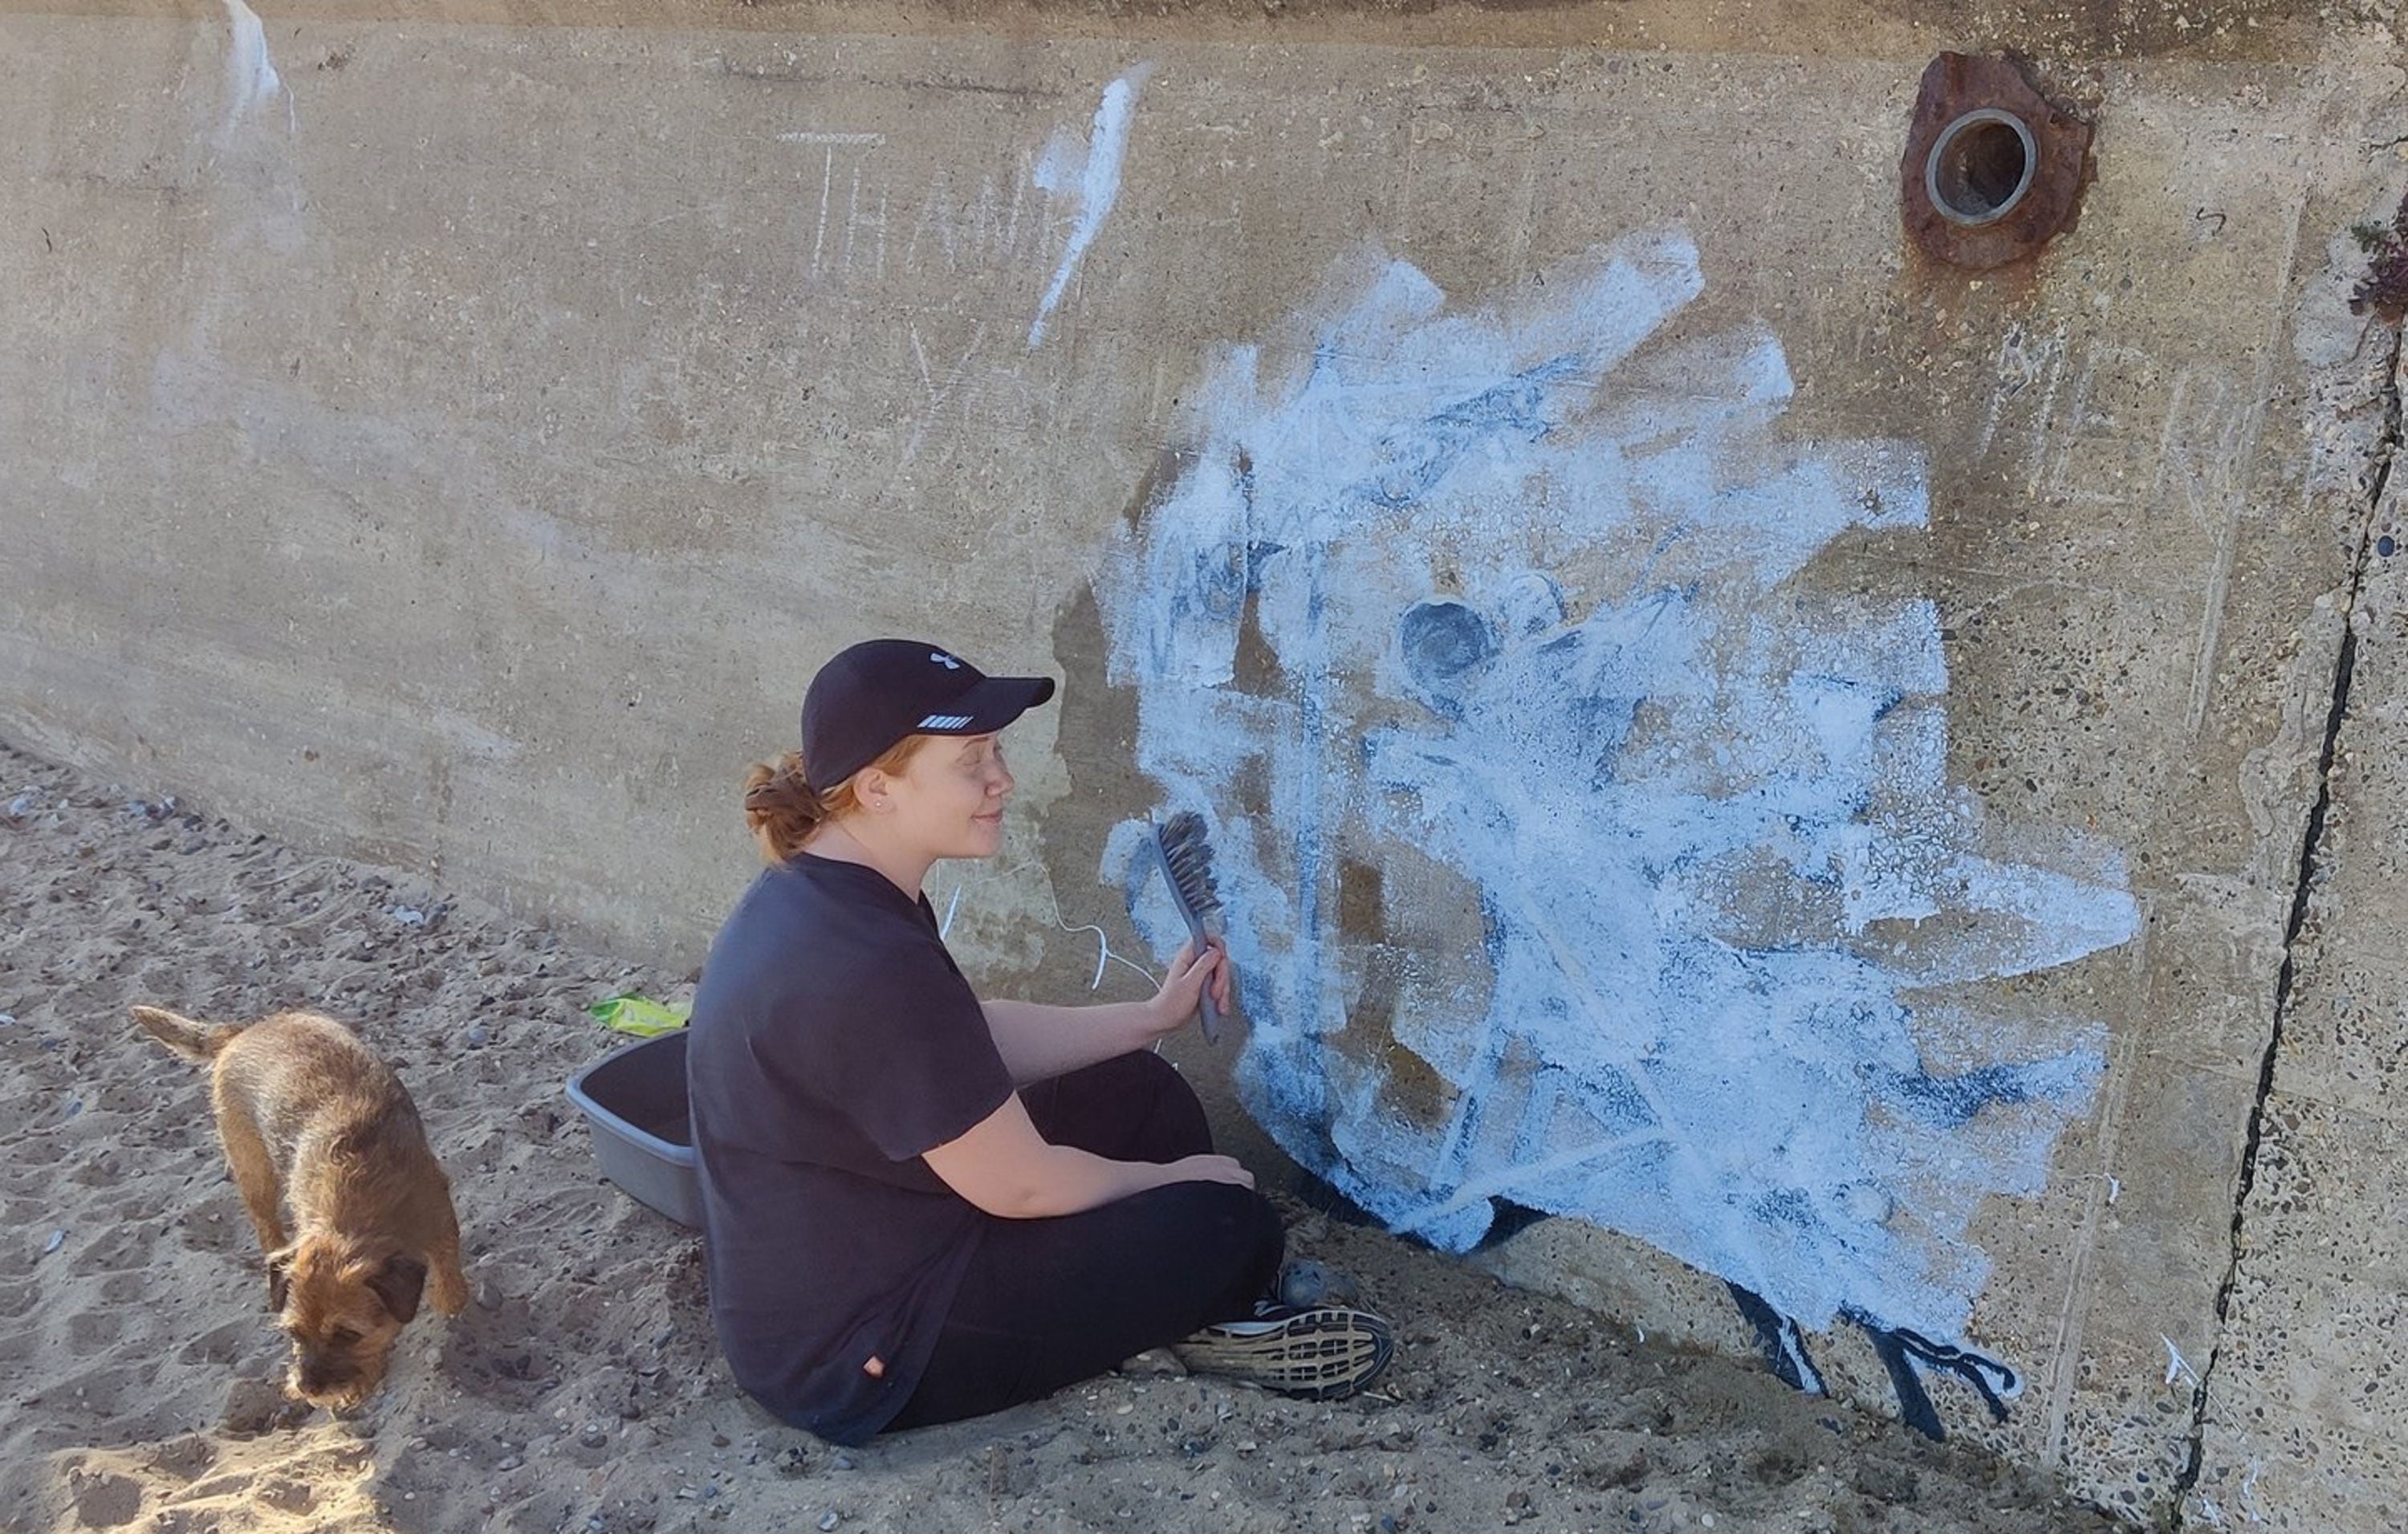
[800,639,1057,792]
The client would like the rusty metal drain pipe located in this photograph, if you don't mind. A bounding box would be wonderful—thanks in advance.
[1902,54,2094,269]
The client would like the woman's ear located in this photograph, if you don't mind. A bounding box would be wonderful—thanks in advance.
[854,768,893,812]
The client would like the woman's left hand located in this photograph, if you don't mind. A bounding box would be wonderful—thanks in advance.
[1149,937,1233,1037]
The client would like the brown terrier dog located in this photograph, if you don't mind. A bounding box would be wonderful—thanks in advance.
[133,1004,470,1409]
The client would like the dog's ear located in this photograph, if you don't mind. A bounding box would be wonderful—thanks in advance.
[266,1247,295,1314]
[367,1255,428,1324]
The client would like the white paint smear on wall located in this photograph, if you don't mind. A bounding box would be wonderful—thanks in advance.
[1097,226,2140,1347]
[220,0,288,132]
[202,0,306,244]
[1028,67,1151,348]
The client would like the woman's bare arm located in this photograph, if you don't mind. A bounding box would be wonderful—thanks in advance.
[921,1093,1252,1218]
[980,939,1231,1084]
[978,998,1158,1084]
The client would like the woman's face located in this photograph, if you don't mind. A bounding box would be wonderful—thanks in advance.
[879,732,1015,860]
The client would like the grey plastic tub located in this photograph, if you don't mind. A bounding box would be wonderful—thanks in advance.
[563,1030,702,1228]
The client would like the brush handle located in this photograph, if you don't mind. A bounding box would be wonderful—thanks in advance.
[1194,952,1222,1048]
[1150,825,1222,1046]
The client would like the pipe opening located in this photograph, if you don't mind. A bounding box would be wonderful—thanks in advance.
[1924,109,2036,227]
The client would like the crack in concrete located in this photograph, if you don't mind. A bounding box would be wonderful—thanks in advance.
[2165,323,2406,1530]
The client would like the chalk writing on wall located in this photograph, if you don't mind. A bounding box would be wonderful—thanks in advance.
[1098,227,2139,1428]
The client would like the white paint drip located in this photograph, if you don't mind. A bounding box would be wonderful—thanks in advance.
[1777,1323,1826,1397]
[1097,227,2139,1349]
[1028,67,1150,348]
[219,0,290,132]
[2162,1334,2201,1389]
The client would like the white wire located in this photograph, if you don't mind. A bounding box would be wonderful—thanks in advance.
[936,860,1160,992]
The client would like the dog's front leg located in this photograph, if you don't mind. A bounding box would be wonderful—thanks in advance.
[427,1201,470,1316]
[214,1100,291,1255]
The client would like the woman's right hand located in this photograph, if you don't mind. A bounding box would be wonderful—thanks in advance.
[1147,938,1234,1039]
[1168,1153,1255,1190]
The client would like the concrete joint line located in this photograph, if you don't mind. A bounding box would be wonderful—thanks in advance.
[2165,323,2406,1528]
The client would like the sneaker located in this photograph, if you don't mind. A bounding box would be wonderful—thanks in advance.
[1170,1305,1395,1400]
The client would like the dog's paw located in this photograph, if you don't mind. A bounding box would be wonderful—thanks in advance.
[430,1267,471,1317]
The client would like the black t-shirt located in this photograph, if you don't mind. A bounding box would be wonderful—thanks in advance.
[685,852,1015,1444]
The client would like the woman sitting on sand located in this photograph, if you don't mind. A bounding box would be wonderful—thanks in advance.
[685,638,1393,1445]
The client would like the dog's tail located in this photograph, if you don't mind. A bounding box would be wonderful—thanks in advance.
[131,1005,246,1061]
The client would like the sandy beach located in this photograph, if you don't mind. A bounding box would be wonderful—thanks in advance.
[0,738,2119,1533]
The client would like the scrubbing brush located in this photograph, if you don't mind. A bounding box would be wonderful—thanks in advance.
[1149,810,1226,1044]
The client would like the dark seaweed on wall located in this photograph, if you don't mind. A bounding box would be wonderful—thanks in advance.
[1727,1284,2015,1442]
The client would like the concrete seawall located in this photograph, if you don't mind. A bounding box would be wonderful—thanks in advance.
[5,3,2402,1521]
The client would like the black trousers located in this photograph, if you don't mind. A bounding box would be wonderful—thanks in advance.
[882,1049,1285,1432]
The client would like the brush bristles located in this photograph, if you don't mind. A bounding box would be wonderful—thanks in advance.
[1157,811,1224,921]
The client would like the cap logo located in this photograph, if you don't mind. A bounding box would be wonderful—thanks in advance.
[929,651,961,669]
[917,713,974,730]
